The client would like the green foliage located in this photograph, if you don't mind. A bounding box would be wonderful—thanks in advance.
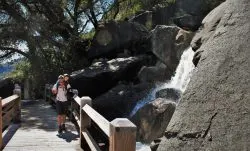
[141,0,176,9]
[7,59,31,82]
[80,30,96,40]
[116,1,143,20]
[105,0,176,20]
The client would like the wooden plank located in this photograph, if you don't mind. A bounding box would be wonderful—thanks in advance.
[2,101,15,114]
[2,107,15,128]
[79,97,92,149]
[109,118,137,151]
[74,96,81,106]
[2,123,20,148]
[82,104,110,137]
[72,110,80,120]
[13,90,21,123]
[72,111,80,127]
[2,107,15,121]
[2,95,19,108]
[4,99,82,151]
[71,102,79,115]
[82,130,101,151]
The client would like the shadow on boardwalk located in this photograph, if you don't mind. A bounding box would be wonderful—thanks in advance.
[4,99,82,151]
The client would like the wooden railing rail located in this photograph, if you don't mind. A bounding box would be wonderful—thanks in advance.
[45,84,137,151]
[0,85,21,149]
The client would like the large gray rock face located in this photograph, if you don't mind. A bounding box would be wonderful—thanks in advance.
[130,4,176,30]
[131,98,176,143]
[138,62,172,83]
[70,56,148,98]
[174,0,225,30]
[151,25,194,73]
[157,0,250,150]
[191,2,227,66]
[88,21,150,59]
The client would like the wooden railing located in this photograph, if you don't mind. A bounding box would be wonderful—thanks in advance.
[0,86,21,149]
[45,84,137,151]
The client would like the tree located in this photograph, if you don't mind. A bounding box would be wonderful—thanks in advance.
[0,0,114,97]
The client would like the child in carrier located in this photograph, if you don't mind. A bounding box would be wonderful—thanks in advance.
[52,75,71,134]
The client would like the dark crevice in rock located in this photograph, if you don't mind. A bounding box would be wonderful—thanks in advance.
[202,112,218,138]
[164,113,218,141]
[180,131,202,139]
[210,18,221,31]
[165,131,179,139]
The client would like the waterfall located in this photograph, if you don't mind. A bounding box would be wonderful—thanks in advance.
[159,46,195,92]
[131,47,195,117]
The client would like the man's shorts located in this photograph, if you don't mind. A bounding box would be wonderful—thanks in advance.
[56,101,69,115]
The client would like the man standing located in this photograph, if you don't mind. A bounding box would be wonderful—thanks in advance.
[52,75,71,134]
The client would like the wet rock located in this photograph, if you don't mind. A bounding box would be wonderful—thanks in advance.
[138,63,172,83]
[131,98,176,143]
[151,25,194,72]
[92,83,154,121]
[155,88,182,103]
[173,15,202,31]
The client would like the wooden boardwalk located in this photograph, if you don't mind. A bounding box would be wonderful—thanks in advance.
[3,100,82,151]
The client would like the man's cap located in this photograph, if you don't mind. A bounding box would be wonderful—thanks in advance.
[58,75,64,79]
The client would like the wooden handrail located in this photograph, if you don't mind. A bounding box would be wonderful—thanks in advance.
[0,85,21,149]
[45,84,137,151]
[74,96,81,106]
[78,97,137,151]
[2,95,19,108]
[82,104,110,137]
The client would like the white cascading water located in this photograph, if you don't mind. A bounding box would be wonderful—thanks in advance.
[159,46,195,92]
[131,47,195,117]
[135,47,195,151]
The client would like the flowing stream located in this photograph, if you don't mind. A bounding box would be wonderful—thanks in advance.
[134,47,195,150]
[131,47,195,116]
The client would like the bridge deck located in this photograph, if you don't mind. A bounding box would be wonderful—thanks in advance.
[3,100,82,151]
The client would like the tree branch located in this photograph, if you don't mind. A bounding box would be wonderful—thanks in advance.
[0,51,14,59]
[0,0,27,23]
[65,7,74,20]
[0,46,30,58]
[79,19,91,33]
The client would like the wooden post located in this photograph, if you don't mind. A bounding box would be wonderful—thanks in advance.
[80,96,92,148]
[0,97,2,149]
[13,84,21,123]
[109,118,137,151]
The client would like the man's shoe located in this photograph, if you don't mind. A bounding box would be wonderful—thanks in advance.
[62,124,67,131]
[58,125,63,134]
